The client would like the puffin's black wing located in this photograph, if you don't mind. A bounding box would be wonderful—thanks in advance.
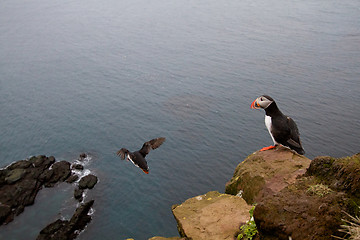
[286,117,305,154]
[116,148,129,160]
[139,137,166,157]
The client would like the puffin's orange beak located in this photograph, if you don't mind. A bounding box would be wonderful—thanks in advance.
[251,99,260,109]
[142,169,149,174]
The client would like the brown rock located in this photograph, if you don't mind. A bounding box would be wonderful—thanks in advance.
[225,146,311,204]
[172,191,251,240]
[253,153,360,240]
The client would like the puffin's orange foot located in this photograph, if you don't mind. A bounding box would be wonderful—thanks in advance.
[260,145,276,151]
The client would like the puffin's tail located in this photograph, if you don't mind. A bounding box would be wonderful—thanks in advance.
[294,147,305,155]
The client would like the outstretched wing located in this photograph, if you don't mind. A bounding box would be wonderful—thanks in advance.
[116,148,129,160]
[139,137,166,157]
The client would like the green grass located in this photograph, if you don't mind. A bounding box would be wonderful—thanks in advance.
[333,208,360,240]
[237,205,257,240]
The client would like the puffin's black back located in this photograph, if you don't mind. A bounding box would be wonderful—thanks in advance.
[264,98,305,155]
[131,151,149,172]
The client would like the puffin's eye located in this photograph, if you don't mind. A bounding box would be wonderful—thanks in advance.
[260,97,263,101]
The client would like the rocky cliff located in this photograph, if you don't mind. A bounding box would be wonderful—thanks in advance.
[225,146,310,204]
[151,147,360,240]
[254,153,360,240]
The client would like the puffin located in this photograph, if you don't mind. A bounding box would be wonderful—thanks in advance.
[116,137,166,174]
[250,95,305,155]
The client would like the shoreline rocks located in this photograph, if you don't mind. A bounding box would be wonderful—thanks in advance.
[37,200,95,240]
[0,154,98,239]
[0,155,59,224]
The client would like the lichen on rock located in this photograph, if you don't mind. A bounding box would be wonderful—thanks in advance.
[172,191,251,240]
[253,153,360,240]
[225,146,311,204]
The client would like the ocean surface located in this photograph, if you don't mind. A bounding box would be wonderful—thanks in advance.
[0,0,359,239]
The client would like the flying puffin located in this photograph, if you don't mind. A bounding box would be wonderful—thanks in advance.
[116,137,166,174]
[251,95,305,155]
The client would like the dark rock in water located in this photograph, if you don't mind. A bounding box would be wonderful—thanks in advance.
[5,168,26,184]
[29,155,55,169]
[66,174,79,184]
[0,204,11,224]
[37,200,94,240]
[0,156,77,225]
[7,160,33,170]
[78,174,98,190]
[74,188,84,201]
[44,161,71,187]
[37,219,67,238]
[79,153,87,161]
[253,153,360,240]
[72,164,84,170]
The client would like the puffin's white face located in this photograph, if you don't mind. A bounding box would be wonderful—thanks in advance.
[251,95,274,109]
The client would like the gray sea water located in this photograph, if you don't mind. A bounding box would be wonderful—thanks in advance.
[1,0,359,239]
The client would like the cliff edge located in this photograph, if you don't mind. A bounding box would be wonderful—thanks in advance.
[154,148,360,240]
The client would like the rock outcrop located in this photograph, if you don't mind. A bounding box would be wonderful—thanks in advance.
[253,153,360,240]
[0,153,98,234]
[172,191,252,240]
[159,149,360,240]
[0,155,62,224]
[37,200,94,240]
[73,174,98,202]
[225,146,311,204]
[78,174,98,190]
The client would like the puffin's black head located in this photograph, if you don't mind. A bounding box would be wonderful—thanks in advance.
[251,95,274,109]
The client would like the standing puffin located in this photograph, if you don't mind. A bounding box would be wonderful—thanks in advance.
[251,95,305,155]
[116,137,166,174]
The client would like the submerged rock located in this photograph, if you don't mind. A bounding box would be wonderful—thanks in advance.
[37,200,94,240]
[79,153,87,161]
[225,146,311,204]
[74,188,84,201]
[172,191,251,240]
[253,153,360,240]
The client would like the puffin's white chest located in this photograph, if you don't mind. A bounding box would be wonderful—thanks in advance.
[265,115,277,145]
